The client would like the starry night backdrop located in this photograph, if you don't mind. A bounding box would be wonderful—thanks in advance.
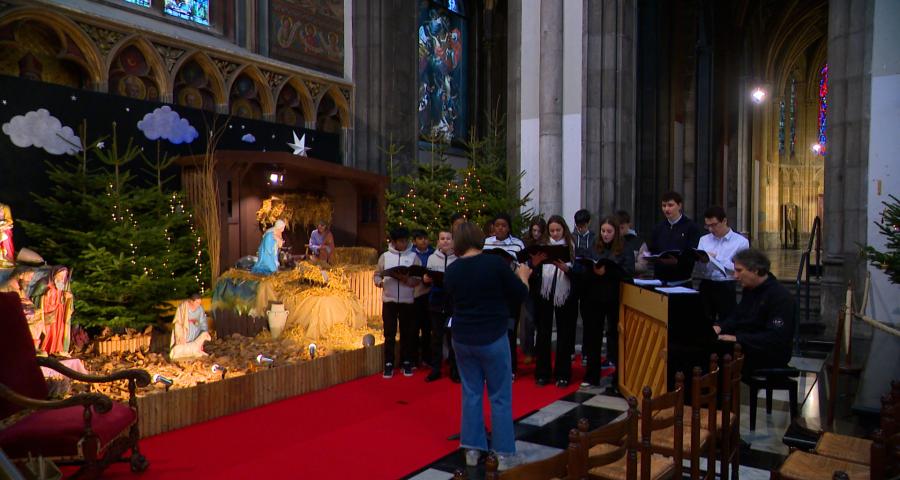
[0,74,341,250]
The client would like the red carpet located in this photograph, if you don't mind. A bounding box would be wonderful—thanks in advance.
[89,358,588,479]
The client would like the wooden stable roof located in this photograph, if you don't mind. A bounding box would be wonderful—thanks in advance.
[177,151,387,187]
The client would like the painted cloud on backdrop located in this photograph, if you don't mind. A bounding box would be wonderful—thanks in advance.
[2,109,81,155]
[137,106,198,144]
[241,133,256,143]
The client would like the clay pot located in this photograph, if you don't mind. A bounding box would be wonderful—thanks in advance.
[266,303,289,339]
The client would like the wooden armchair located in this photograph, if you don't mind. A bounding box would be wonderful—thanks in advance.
[0,292,151,479]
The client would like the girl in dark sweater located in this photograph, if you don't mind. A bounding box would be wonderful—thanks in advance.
[582,216,635,390]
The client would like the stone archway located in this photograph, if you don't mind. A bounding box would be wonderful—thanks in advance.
[751,0,828,250]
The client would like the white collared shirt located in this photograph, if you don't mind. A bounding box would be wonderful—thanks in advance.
[695,229,749,281]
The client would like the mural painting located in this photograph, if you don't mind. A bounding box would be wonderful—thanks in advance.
[269,0,344,77]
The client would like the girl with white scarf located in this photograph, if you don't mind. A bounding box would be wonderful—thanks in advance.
[530,215,579,388]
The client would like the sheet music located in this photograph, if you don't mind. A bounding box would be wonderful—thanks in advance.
[655,286,699,294]
[633,278,663,286]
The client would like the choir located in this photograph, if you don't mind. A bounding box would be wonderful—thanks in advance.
[373,190,754,391]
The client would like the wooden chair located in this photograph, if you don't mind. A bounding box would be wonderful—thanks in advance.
[774,443,874,479]
[574,397,645,480]
[483,428,579,480]
[639,376,686,480]
[684,358,719,479]
[0,292,151,479]
[718,349,744,480]
[814,387,900,466]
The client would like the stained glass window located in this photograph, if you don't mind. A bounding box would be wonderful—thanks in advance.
[125,0,151,6]
[816,64,828,156]
[164,0,210,26]
[418,0,468,142]
[778,100,785,155]
[789,76,796,156]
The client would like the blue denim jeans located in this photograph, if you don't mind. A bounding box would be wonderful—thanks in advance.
[452,335,515,455]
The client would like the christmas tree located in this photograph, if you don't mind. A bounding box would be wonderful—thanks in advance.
[863,195,900,285]
[386,114,532,238]
[20,122,207,329]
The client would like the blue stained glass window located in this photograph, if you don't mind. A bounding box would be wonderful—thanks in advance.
[817,64,828,156]
[778,100,785,155]
[164,0,210,26]
[418,0,468,142]
[125,0,151,7]
[789,76,796,156]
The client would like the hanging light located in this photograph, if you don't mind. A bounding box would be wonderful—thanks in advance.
[751,87,767,104]
[811,143,822,154]
[266,166,285,186]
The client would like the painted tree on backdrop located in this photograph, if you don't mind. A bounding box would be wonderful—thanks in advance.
[20,121,208,329]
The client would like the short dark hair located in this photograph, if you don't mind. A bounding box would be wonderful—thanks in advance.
[450,212,464,224]
[389,227,410,241]
[733,248,770,276]
[704,206,727,222]
[661,191,683,204]
[492,212,512,226]
[410,229,428,239]
[452,221,485,254]
[615,210,631,225]
[574,209,591,225]
[189,293,202,301]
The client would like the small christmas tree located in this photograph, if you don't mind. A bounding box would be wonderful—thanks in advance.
[21,122,207,329]
[864,195,900,285]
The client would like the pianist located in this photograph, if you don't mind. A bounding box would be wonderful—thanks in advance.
[713,248,796,372]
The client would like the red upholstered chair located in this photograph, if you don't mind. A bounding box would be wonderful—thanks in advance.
[0,292,151,479]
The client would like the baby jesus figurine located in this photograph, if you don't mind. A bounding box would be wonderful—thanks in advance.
[169,294,211,361]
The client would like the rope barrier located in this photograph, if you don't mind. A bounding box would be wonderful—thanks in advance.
[852,312,900,338]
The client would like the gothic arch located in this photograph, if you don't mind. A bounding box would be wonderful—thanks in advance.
[317,85,350,129]
[170,51,227,110]
[226,65,274,120]
[273,76,315,127]
[105,36,170,101]
[0,7,103,88]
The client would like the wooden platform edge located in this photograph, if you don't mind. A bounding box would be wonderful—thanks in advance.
[136,345,384,438]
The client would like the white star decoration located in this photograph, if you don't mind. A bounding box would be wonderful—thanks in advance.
[287,131,311,156]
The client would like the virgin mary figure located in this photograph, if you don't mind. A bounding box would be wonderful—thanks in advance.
[251,219,286,275]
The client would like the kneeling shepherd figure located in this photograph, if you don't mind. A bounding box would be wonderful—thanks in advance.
[170,293,211,361]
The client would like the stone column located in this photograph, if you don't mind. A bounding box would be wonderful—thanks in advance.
[538,0,563,216]
[821,0,872,333]
[351,0,416,175]
[582,0,637,224]
[506,1,522,198]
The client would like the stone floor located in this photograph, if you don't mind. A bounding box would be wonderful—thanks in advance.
[402,348,873,479]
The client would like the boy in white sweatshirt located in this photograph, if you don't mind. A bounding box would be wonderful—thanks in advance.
[373,227,421,378]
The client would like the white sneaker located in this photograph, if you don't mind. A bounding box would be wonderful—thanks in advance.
[497,453,523,471]
[465,449,481,466]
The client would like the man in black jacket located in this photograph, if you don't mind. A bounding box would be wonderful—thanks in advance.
[648,191,703,283]
[714,249,796,372]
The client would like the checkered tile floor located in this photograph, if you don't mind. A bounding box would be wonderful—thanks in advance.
[404,388,777,479]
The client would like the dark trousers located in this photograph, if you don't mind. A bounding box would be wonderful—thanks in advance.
[428,310,456,372]
[508,313,519,375]
[519,296,536,357]
[535,295,577,382]
[414,294,431,364]
[573,279,592,357]
[583,300,619,385]
[382,301,415,366]
[699,279,737,324]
